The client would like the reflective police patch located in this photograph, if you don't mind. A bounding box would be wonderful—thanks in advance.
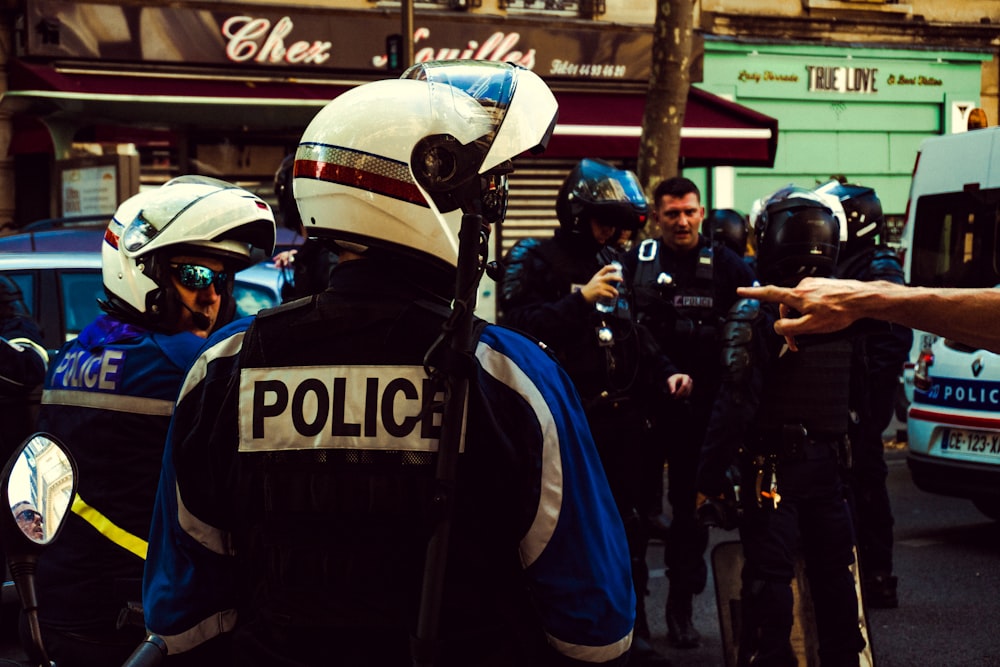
[238,365,465,453]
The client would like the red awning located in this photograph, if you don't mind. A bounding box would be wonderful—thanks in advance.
[547,88,777,167]
[4,60,777,167]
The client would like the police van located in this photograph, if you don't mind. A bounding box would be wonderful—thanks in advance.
[901,121,1000,521]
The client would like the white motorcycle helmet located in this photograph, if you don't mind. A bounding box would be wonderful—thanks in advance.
[293,60,558,281]
[101,176,276,332]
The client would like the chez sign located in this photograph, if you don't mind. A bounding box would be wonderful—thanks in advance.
[25,1,645,80]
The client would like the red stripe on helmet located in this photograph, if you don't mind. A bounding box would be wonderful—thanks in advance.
[295,158,428,208]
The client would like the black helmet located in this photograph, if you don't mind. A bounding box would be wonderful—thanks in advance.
[702,208,749,257]
[814,180,885,259]
[274,153,302,233]
[755,186,840,286]
[556,158,648,234]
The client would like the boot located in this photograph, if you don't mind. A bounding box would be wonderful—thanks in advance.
[665,591,701,649]
[863,571,898,609]
[630,637,673,667]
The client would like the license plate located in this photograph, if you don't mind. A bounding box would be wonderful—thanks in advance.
[940,428,1000,457]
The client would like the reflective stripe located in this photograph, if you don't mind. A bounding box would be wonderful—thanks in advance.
[474,341,561,569]
[160,609,238,655]
[177,330,245,404]
[547,628,633,663]
[71,494,148,560]
[42,389,175,416]
[177,483,231,556]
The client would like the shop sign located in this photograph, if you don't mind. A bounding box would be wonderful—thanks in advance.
[806,65,878,93]
[24,0,652,82]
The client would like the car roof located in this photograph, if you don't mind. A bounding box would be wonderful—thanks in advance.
[0,222,304,254]
[0,252,102,269]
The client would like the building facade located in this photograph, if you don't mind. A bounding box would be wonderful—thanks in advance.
[1,0,998,248]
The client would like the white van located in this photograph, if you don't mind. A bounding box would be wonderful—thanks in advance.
[900,125,1000,521]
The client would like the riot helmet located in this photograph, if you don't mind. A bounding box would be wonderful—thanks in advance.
[101,176,276,333]
[755,185,840,286]
[702,208,749,257]
[293,60,558,283]
[555,158,648,236]
[814,179,885,259]
[274,153,303,233]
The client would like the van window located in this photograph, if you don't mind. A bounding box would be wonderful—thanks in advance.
[908,188,1000,288]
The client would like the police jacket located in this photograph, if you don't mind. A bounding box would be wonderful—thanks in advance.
[34,315,206,634]
[143,258,635,667]
[0,314,47,460]
[624,235,756,407]
[499,230,679,405]
[696,300,853,498]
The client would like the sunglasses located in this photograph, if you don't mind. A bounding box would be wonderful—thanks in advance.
[16,509,42,523]
[171,264,230,291]
[661,208,700,220]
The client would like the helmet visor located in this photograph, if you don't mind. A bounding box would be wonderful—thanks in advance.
[402,60,557,174]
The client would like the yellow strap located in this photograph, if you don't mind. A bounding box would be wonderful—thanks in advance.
[71,494,148,560]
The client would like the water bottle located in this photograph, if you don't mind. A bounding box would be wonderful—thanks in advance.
[596,261,623,314]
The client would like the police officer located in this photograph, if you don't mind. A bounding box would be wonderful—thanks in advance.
[500,158,692,666]
[271,153,337,301]
[815,179,911,609]
[0,276,47,460]
[624,177,757,648]
[143,61,635,666]
[697,186,866,667]
[27,177,275,667]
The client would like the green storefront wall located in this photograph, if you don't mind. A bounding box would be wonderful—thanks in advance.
[688,40,990,226]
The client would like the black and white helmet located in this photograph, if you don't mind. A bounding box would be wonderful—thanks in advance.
[292,60,558,281]
[101,176,276,331]
[814,179,885,259]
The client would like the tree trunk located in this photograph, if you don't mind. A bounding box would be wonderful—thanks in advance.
[637,0,695,201]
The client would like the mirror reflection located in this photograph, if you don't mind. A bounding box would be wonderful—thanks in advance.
[6,435,74,545]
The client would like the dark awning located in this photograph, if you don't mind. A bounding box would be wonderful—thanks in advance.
[3,60,777,167]
[547,87,778,168]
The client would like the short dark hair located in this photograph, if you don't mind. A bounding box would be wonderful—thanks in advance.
[653,177,701,204]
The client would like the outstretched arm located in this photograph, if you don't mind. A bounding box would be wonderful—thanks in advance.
[739,277,1000,354]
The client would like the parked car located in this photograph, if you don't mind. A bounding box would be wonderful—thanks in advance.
[0,225,299,353]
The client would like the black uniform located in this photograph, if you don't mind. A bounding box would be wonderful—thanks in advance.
[144,258,635,666]
[624,234,756,601]
[0,313,47,460]
[501,230,680,637]
[839,245,912,604]
[699,300,866,667]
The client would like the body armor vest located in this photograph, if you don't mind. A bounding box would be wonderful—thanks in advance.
[754,338,852,437]
[632,239,721,344]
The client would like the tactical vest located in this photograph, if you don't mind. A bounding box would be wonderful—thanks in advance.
[754,338,853,439]
[233,291,540,662]
[632,238,722,346]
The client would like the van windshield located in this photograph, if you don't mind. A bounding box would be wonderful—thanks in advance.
[909,188,1000,288]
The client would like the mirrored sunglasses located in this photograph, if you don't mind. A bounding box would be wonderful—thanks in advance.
[16,509,42,523]
[171,264,230,290]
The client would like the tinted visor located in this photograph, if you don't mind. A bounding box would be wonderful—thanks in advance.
[402,61,516,170]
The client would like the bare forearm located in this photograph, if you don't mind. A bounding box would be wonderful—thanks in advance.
[739,278,1000,354]
[880,285,1000,353]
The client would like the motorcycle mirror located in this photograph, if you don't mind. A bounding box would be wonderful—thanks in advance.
[2,433,76,551]
[0,432,77,666]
